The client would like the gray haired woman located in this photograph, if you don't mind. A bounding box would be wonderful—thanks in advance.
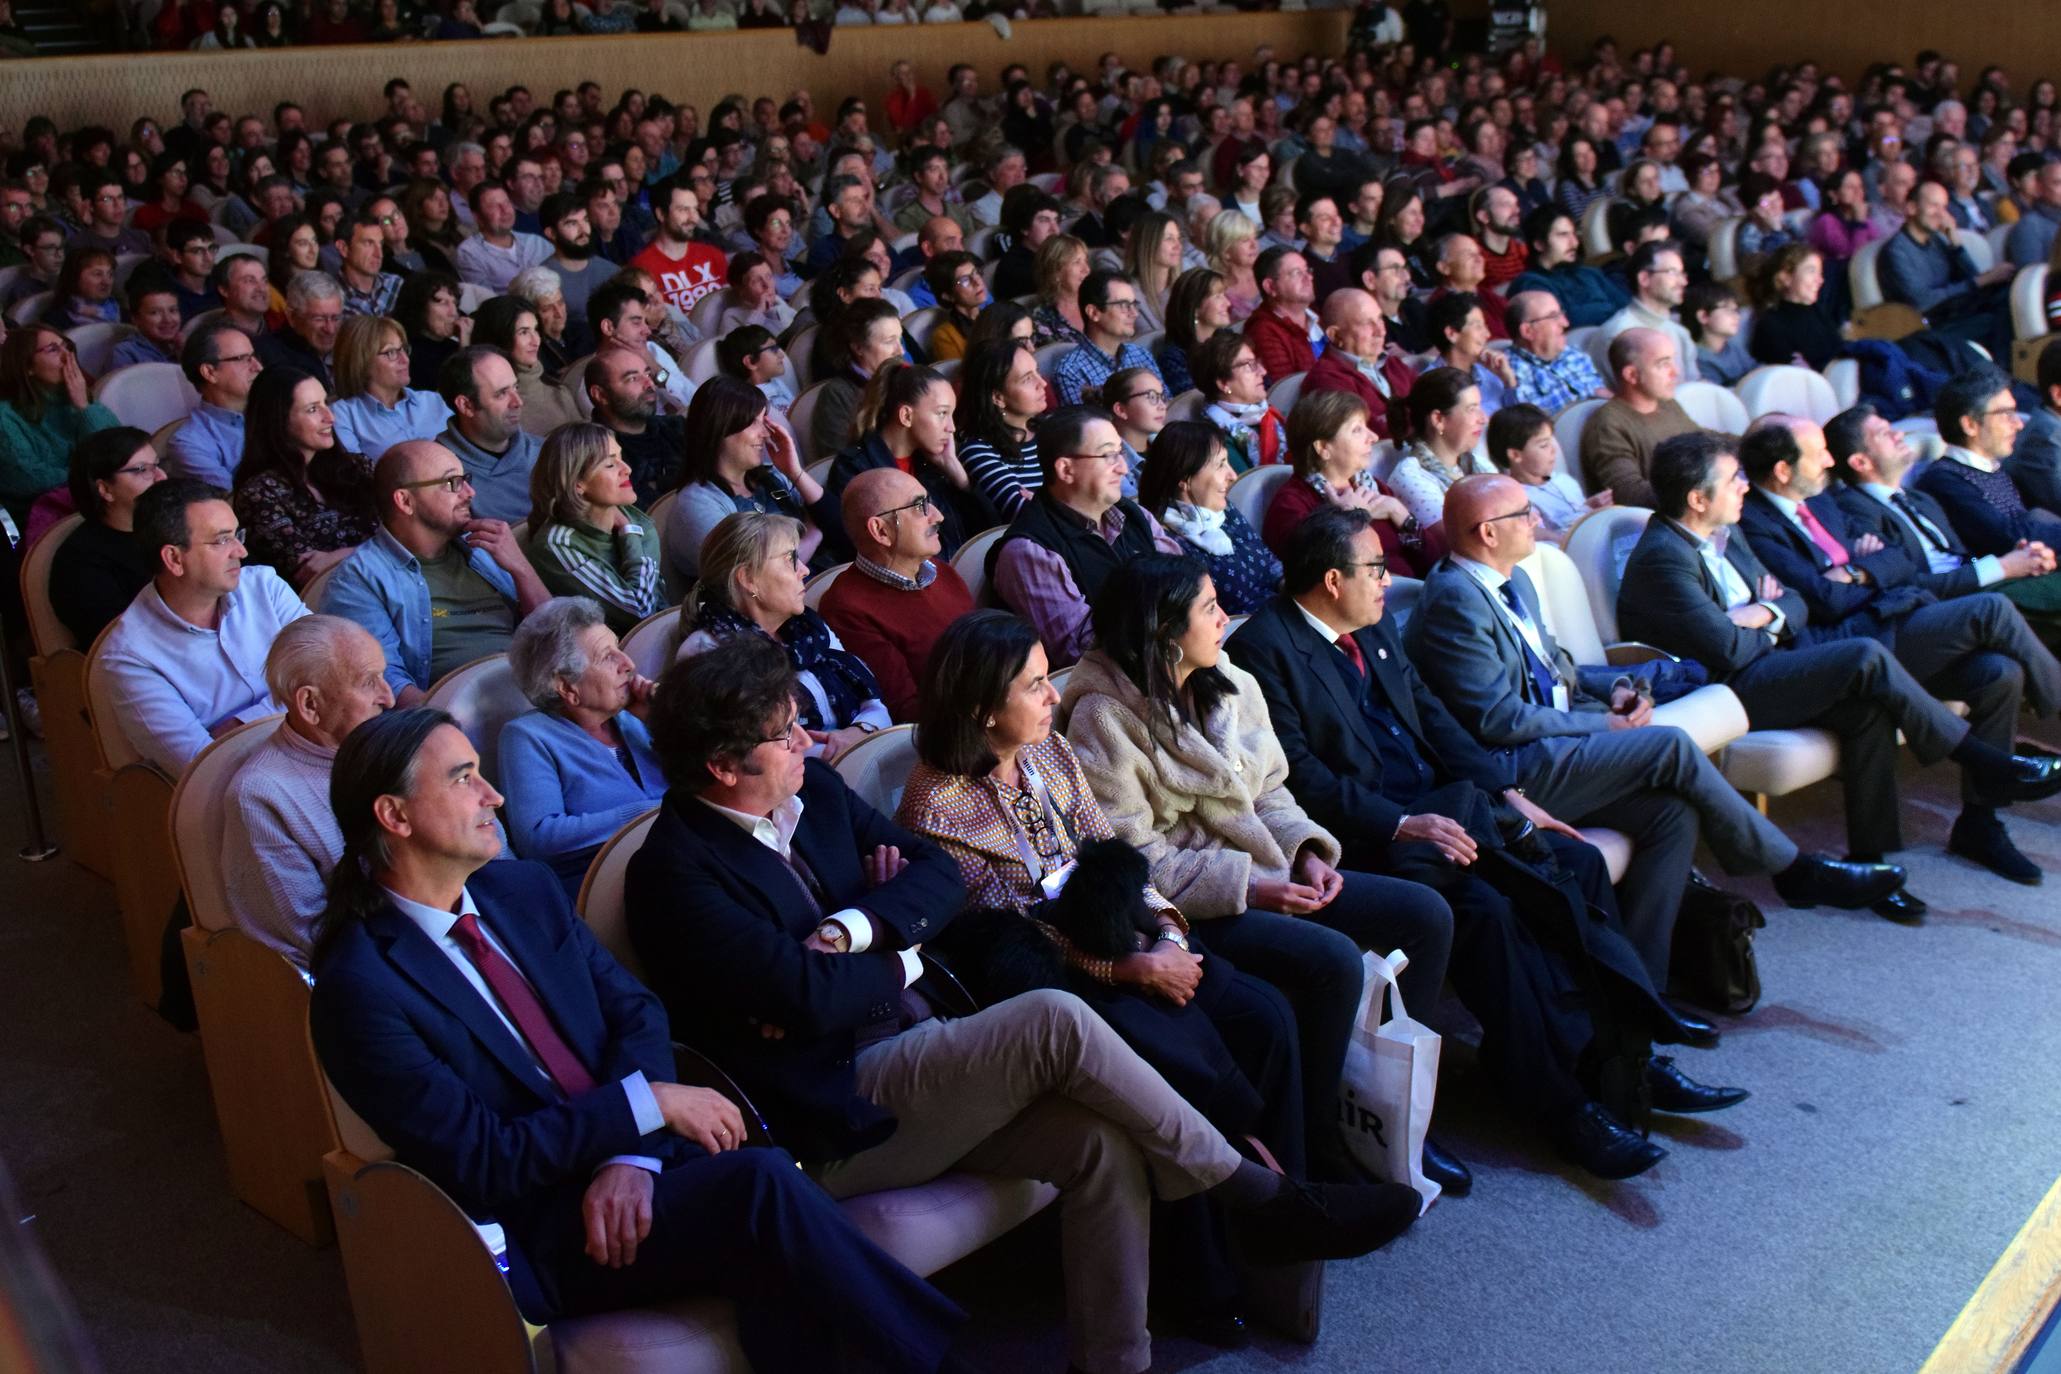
[496,596,668,896]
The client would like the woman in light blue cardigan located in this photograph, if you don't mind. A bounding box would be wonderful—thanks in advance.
[498,596,669,897]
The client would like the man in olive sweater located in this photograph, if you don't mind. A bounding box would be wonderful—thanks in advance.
[816,468,974,721]
[1579,327,1712,507]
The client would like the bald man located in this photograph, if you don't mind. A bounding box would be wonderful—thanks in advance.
[815,467,975,721]
[319,439,551,703]
[1303,288,1418,440]
[1579,326,1709,507]
[1405,474,1906,979]
[223,615,396,967]
[1734,416,2061,884]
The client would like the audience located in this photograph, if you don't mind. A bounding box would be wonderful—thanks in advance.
[1508,205,1628,328]
[1596,240,1700,381]
[474,294,579,437]
[1242,246,1324,384]
[231,365,379,587]
[954,339,1049,518]
[432,344,542,523]
[100,477,309,775]
[49,426,166,646]
[1419,289,1516,416]
[1136,419,1281,613]
[1192,331,1287,471]
[1481,402,1604,538]
[1304,287,1416,440]
[521,421,666,632]
[1054,269,1159,406]
[255,269,345,389]
[807,296,903,460]
[166,320,264,488]
[0,325,119,524]
[498,595,666,897]
[1921,367,2061,554]
[222,615,393,968]
[329,315,456,461]
[667,375,827,587]
[1579,327,1702,508]
[582,343,685,505]
[321,439,546,703]
[2008,341,2061,516]
[1387,365,1494,532]
[1156,265,1232,397]
[822,361,988,562]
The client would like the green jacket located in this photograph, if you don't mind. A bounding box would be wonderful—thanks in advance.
[0,397,120,521]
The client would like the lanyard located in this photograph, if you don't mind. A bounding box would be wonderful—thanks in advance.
[997,759,1075,884]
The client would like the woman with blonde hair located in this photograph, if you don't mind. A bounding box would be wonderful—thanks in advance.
[1030,232,1093,348]
[520,420,666,633]
[1121,210,1186,333]
[327,315,454,461]
[1202,210,1262,324]
[676,510,891,759]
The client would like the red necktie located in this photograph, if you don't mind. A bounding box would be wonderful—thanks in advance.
[1794,503,1851,567]
[1336,633,1368,678]
[451,912,598,1098]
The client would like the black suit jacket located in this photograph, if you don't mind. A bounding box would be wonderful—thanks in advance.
[624,760,965,1164]
[1617,516,1812,680]
[1828,481,1987,599]
[310,861,685,1315]
[1736,487,1928,644]
[1225,594,1513,865]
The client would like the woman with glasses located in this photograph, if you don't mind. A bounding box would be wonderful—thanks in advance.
[954,339,1048,518]
[1191,332,1287,472]
[520,422,666,634]
[51,427,167,644]
[1265,389,1426,575]
[498,596,668,899]
[896,608,1308,1336]
[0,326,120,527]
[666,377,829,588]
[232,366,379,587]
[327,316,455,461]
[1104,364,1168,478]
[472,294,578,437]
[1136,421,1281,614]
[1059,555,1456,1187]
[676,511,891,761]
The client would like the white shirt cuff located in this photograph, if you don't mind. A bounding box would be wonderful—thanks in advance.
[1762,604,1787,636]
[897,948,923,987]
[600,1154,664,1175]
[1974,554,2005,587]
[829,908,875,952]
[621,1071,665,1136]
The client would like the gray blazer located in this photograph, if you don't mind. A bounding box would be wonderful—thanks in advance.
[1405,558,1627,755]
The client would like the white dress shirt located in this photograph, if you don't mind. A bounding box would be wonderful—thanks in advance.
[1862,480,2004,584]
[1451,554,1569,710]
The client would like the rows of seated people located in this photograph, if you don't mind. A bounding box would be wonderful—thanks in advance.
[15,27,2061,1372]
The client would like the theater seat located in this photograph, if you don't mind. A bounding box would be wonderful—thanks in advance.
[803,561,850,609]
[424,653,532,788]
[952,525,1008,608]
[621,607,686,680]
[20,515,112,879]
[1735,364,1839,423]
[1226,464,1291,532]
[91,361,200,432]
[1673,380,1749,433]
[83,621,182,1006]
[831,723,919,814]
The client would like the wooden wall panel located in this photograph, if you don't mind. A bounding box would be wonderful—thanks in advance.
[0,11,1348,132]
[1537,1,2061,87]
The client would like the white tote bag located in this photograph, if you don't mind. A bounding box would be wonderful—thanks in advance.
[1337,949,1442,1213]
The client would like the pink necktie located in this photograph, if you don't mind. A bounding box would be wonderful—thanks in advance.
[1794,504,1850,568]
[451,912,598,1098]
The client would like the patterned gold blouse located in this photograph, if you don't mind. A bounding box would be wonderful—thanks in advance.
[896,732,1183,983]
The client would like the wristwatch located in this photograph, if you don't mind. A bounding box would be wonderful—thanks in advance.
[815,919,853,953]
[1154,929,1190,953]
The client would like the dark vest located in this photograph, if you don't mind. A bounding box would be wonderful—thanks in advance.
[992,492,1160,605]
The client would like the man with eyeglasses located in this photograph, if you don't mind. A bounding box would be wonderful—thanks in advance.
[256,269,346,391]
[1920,366,2061,556]
[817,468,975,722]
[920,251,989,364]
[334,210,405,320]
[584,343,687,505]
[994,406,1184,666]
[1410,474,1907,975]
[68,169,150,256]
[1348,238,1432,354]
[1244,247,1326,386]
[1504,289,1609,412]
[1229,503,1751,1182]
[322,440,550,705]
[168,319,264,487]
[0,179,37,267]
[1597,240,1701,382]
[1054,271,1162,408]
[157,218,222,320]
[98,478,309,776]
[4,215,65,310]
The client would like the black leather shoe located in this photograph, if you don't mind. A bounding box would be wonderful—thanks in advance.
[1871,888,1928,924]
[1233,1176,1421,1264]
[1984,753,2061,804]
[1949,813,2044,885]
[1772,853,1907,909]
[1166,1302,1250,1349]
[1421,1136,1472,1196]
[1654,1004,1720,1048]
[1646,1055,1751,1113]
[1555,1102,1667,1180]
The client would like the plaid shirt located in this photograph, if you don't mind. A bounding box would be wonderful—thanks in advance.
[1508,344,1608,413]
[1054,338,1160,407]
[340,271,403,319]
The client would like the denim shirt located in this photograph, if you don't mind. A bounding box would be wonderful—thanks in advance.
[165,401,246,488]
[319,526,520,693]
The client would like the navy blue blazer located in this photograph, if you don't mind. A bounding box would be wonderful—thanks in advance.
[1828,482,1987,600]
[624,759,965,1165]
[1736,487,1931,644]
[1225,594,1513,866]
[310,860,686,1313]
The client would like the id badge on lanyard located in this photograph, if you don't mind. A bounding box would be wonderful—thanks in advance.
[1007,762,1078,898]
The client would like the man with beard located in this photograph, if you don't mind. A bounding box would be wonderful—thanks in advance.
[539,192,614,327]
[584,344,688,505]
[630,174,729,316]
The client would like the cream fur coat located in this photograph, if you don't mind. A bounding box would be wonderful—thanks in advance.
[1059,649,1340,918]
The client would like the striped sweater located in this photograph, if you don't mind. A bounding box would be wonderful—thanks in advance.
[522,510,666,633]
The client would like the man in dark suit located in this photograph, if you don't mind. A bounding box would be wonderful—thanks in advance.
[1405,474,1904,978]
[309,709,969,1373]
[1824,403,2061,634]
[1226,505,1750,1183]
[623,637,1420,1374]
[1617,432,2061,900]
[1734,416,2061,884]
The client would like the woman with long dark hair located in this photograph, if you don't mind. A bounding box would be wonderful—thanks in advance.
[231,366,378,587]
[824,360,988,561]
[473,294,578,436]
[393,272,471,391]
[666,376,829,587]
[1060,554,1459,1187]
[0,325,119,524]
[953,338,1047,518]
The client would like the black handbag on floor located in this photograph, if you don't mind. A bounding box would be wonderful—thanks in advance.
[1667,875,1766,1015]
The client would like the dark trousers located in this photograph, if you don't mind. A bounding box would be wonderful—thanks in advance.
[1730,636,1970,856]
[1202,873,1454,1177]
[524,1147,964,1372]
[1891,593,2061,805]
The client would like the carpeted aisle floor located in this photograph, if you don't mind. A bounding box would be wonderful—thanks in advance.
[4,728,2060,1374]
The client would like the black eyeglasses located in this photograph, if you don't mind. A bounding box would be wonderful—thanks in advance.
[1341,558,1390,579]
[875,493,934,520]
[1478,506,1539,528]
